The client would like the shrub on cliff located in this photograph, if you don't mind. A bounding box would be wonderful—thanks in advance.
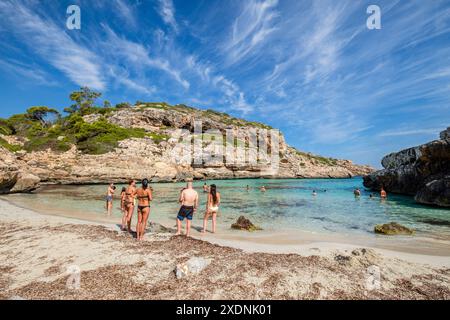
[65,87,102,115]
[6,114,34,136]
[26,106,60,126]
[0,118,13,135]
[0,137,22,152]
[70,118,147,154]
[116,102,132,109]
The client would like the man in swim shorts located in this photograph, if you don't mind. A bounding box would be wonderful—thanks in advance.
[176,181,198,237]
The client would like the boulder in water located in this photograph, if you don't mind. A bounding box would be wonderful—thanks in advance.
[231,216,262,231]
[374,222,414,235]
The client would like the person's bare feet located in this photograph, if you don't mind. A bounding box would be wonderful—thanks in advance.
[175,232,181,236]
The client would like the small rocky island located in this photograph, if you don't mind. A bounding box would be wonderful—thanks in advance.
[364,128,450,207]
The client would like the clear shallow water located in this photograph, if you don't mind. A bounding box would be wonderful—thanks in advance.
[4,178,450,240]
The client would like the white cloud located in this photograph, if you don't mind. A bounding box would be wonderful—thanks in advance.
[0,1,106,90]
[225,0,279,65]
[212,75,253,114]
[102,25,190,89]
[157,0,178,33]
[113,0,138,28]
[0,58,57,86]
[378,128,443,138]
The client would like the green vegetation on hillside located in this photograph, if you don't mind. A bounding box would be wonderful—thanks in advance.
[0,137,22,152]
[202,109,273,129]
[295,149,338,166]
[1,87,274,154]
[1,88,164,154]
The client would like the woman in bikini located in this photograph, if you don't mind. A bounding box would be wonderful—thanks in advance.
[202,184,220,233]
[122,180,136,233]
[120,187,127,228]
[136,178,153,241]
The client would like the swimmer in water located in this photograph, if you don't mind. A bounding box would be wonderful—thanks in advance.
[312,190,317,196]
[203,182,209,193]
[202,184,221,234]
[260,186,266,192]
[354,188,361,197]
[135,179,152,241]
[380,187,387,199]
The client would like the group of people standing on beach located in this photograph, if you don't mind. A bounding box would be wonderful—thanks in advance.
[105,180,221,240]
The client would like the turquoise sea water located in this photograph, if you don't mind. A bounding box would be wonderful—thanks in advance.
[5,178,450,240]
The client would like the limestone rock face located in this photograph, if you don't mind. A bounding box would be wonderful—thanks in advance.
[363,127,450,207]
[0,106,374,191]
[10,172,41,193]
[374,222,414,235]
[0,148,40,193]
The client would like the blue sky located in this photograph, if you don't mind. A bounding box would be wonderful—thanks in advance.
[0,0,449,167]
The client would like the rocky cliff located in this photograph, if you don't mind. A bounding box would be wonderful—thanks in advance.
[363,128,450,207]
[0,104,373,193]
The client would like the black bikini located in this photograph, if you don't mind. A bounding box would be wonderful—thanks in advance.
[137,192,151,211]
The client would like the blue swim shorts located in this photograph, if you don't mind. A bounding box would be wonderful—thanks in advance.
[177,205,194,221]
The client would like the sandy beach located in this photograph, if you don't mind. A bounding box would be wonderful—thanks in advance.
[0,199,449,300]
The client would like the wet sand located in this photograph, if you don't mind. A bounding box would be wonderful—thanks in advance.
[0,199,449,300]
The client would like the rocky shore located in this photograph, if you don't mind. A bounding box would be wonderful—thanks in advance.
[363,128,450,207]
[0,105,373,193]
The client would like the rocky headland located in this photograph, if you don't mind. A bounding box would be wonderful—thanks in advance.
[363,128,450,207]
[0,101,373,193]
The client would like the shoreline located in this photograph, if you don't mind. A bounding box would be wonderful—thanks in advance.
[0,199,449,299]
[28,175,370,188]
[2,194,450,262]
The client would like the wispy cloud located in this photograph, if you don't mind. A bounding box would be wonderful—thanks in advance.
[378,128,444,138]
[113,0,138,28]
[0,58,57,86]
[157,0,178,33]
[0,0,105,90]
[0,0,449,166]
[225,0,279,65]
[101,25,189,90]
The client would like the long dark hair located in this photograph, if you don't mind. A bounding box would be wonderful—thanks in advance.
[142,178,149,189]
[210,184,217,205]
